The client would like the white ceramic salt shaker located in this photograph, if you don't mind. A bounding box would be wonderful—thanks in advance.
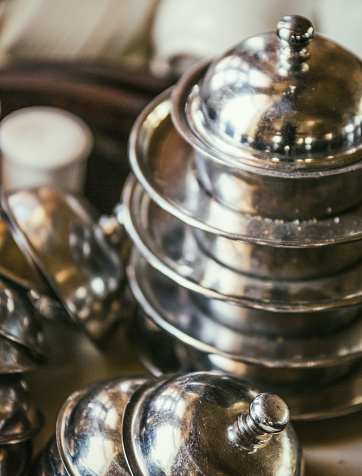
[0,106,93,192]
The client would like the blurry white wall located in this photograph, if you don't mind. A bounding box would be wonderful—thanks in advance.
[0,0,159,66]
[0,0,359,76]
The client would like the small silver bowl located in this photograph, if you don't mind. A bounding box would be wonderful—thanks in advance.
[0,374,43,444]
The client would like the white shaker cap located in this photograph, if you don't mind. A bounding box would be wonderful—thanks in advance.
[0,106,93,192]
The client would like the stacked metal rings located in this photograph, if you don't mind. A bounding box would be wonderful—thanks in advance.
[123,15,362,419]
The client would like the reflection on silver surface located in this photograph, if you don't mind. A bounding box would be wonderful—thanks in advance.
[132,310,362,421]
[184,32,362,165]
[0,374,43,444]
[30,437,68,476]
[35,372,302,475]
[122,372,303,475]
[127,251,362,369]
[0,335,44,373]
[0,277,44,358]
[0,215,45,292]
[1,187,125,345]
[172,16,362,219]
[129,91,362,245]
[193,227,362,280]
[56,376,149,476]
[123,176,362,315]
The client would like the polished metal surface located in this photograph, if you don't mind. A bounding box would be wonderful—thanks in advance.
[123,176,362,317]
[129,90,362,245]
[1,186,125,345]
[0,374,43,444]
[0,277,44,358]
[193,227,362,280]
[126,14,362,423]
[171,17,362,219]
[132,310,362,420]
[124,169,362,282]
[56,376,150,476]
[122,372,303,475]
[0,335,44,373]
[127,251,362,372]
[181,18,362,166]
[0,215,46,292]
[33,372,303,475]
[0,440,32,476]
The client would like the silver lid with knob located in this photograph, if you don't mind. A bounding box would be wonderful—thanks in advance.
[170,15,362,219]
[175,15,362,170]
[33,372,303,475]
[122,372,302,475]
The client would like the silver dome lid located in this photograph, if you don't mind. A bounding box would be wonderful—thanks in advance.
[122,372,303,476]
[51,373,303,475]
[173,15,362,170]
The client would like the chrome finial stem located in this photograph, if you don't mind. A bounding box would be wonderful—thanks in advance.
[277,15,314,72]
[235,393,290,453]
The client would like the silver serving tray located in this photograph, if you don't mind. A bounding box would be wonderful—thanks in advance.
[126,250,362,369]
[123,175,362,313]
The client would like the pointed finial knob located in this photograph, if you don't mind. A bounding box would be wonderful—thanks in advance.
[277,15,314,72]
[236,393,290,453]
[277,15,314,47]
[250,393,290,433]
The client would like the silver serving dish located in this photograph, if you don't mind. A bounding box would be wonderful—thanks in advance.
[172,16,362,220]
[124,14,362,420]
[0,374,43,444]
[129,89,362,247]
[1,186,125,345]
[127,251,361,388]
[132,311,362,421]
[0,277,44,359]
[123,176,362,336]
[0,335,43,374]
[33,372,303,475]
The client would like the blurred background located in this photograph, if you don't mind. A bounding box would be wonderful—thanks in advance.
[0,0,359,78]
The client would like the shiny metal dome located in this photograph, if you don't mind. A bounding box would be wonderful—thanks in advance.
[123,372,303,476]
[34,373,303,475]
[175,15,362,169]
